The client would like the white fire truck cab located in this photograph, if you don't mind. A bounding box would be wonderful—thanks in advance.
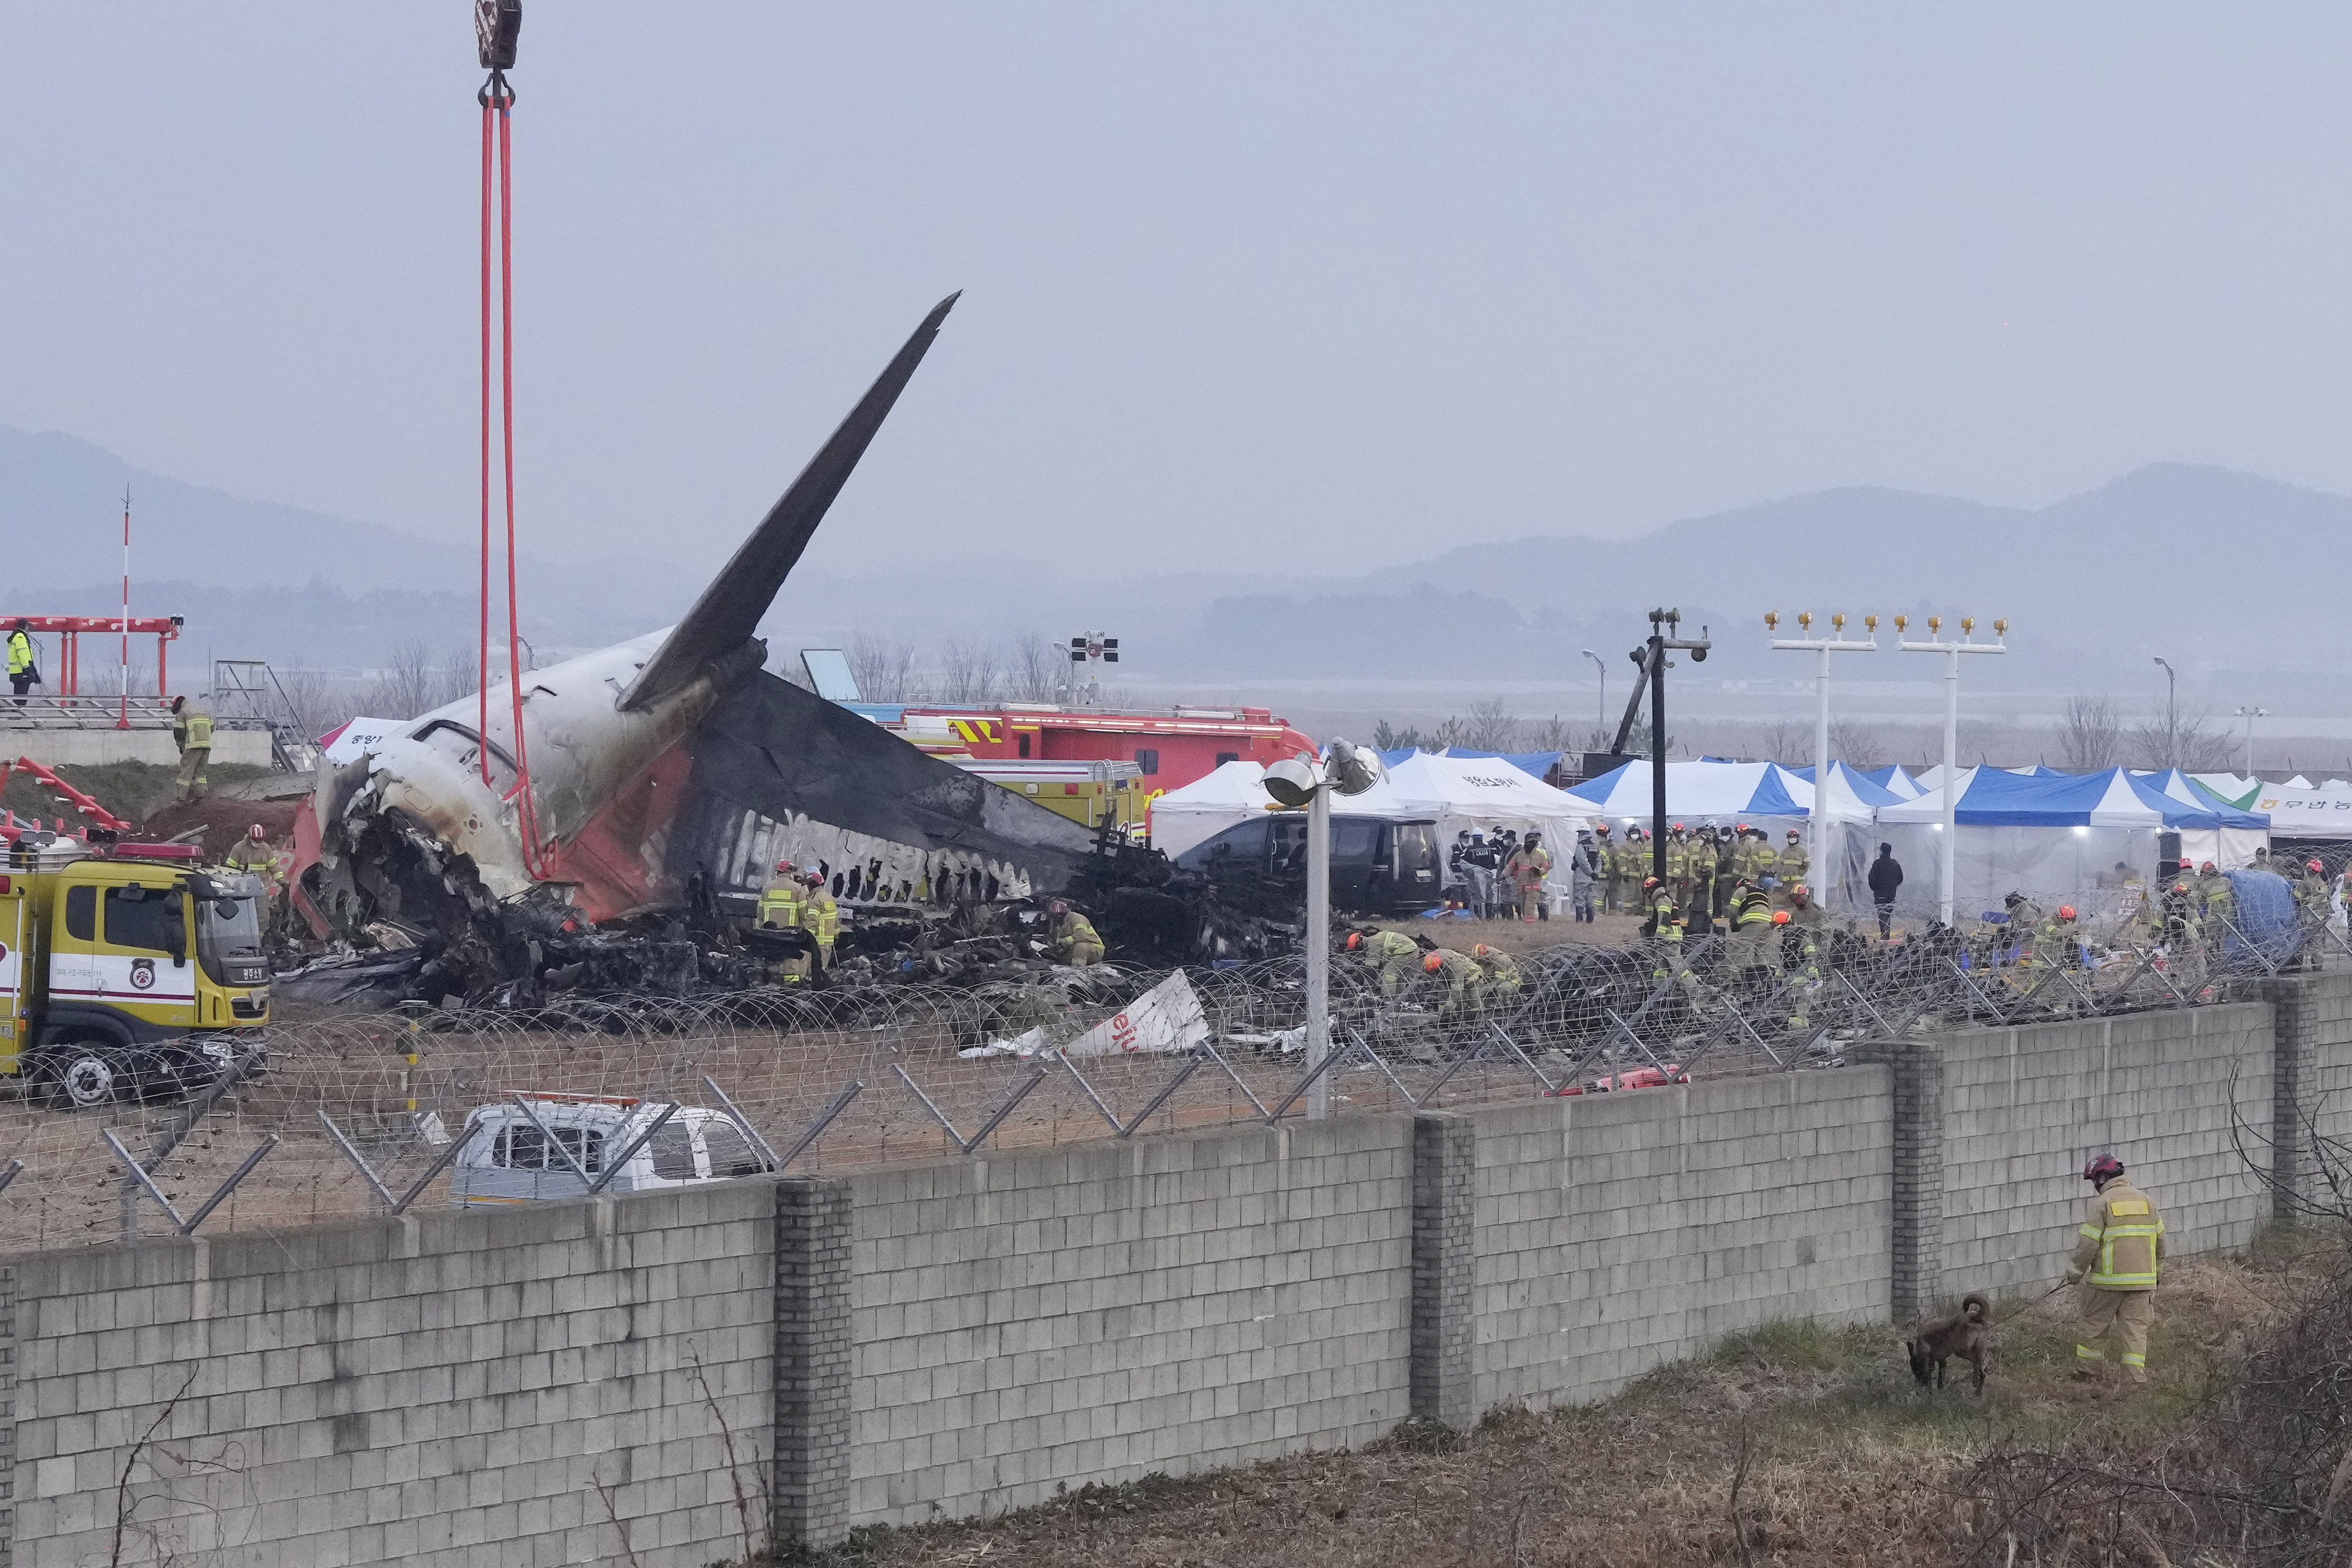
[448,1093,773,1205]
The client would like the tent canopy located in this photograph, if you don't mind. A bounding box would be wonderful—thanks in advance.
[1382,752,1593,837]
[1437,747,1564,781]
[1147,760,1428,859]
[1567,759,1809,823]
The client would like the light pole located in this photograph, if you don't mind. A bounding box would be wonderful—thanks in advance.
[1067,631,1120,706]
[1899,614,2009,925]
[1263,740,1385,1120]
[1765,609,1879,872]
[2234,706,2269,776]
[1582,649,1606,737]
[2154,657,2177,765]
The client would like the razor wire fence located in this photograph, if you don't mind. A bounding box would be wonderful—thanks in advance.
[0,896,2343,1254]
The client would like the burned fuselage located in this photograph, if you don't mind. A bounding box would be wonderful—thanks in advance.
[290,292,1099,952]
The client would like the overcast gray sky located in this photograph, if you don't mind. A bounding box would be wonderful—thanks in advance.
[4,5,2348,580]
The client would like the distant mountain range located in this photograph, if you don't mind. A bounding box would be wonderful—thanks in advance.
[1,422,2333,703]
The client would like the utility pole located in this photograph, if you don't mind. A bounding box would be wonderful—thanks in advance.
[1766,610,1879,872]
[2234,706,2268,777]
[1637,609,1710,882]
[1897,614,2008,925]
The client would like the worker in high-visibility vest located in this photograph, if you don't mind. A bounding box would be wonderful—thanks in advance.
[5,620,35,708]
[800,871,840,973]
[2067,1153,2166,1388]
[170,695,214,801]
[225,823,282,940]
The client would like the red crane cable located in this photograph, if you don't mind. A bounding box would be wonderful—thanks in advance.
[479,72,550,880]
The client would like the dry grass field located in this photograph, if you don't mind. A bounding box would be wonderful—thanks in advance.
[789,1241,2329,1568]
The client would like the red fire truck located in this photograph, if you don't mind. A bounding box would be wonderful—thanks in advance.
[885,701,1314,812]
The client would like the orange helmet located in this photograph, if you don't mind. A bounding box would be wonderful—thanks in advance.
[1771,910,1790,925]
[1787,828,1801,841]
[2058,905,2076,921]
[773,858,796,875]
[1423,952,1445,973]
[1642,877,1660,890]
[1471,943,1493,958]
[2171,882,2188,895]
[1790,883,1810,902]
[1344,931,1363,951]
[1735,822,1749,834]
[1594,822,1611,834]
[2311,859,2326,874]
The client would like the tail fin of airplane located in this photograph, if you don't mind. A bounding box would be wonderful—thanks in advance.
[619,292,960,712]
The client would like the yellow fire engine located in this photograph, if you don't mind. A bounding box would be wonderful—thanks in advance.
[0,837,270,1108]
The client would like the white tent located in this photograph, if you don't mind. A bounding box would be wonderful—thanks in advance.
[1383,753,1598,897]
[1146,760,1429,859]
[2240,780,2352,841]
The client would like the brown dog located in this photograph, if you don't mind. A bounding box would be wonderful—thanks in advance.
[1906,1293,1992,1394]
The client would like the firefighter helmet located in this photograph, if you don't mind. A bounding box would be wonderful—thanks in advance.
[248,823,267,841]
[2058,905,2076,921]
[1472,943,1493,958]
[1594,822,1611,834]
[1772,910,1790,925]
[1790,883,1811,902]
[1642,876,1660,890]
[2201,861,2217,874]
[1344,931,1363,952]
[2311,859,2326,874]
[1423,952,1445,973]
[1787,828,1801,841]
[2083,1152,2125,1185]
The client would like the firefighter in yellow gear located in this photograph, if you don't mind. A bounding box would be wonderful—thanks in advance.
[757,860,803,928]
[1471,942,1523,1006]
[1046,899,1104,966]
[1642,882,1702,1007]
[1785,886,1826,1028]
[1592,824,1623,913]
[1776,828,1809,898]
[801,872,840,973]
[2067,1153,2165,1386]
[225,822,283,939]
[1349,927,1424,998]
[1422,947,1488,1017]
[1505,835,1550,924]
[170,695,214,800]
[1728,882,1777,973]
[754,860,809,978]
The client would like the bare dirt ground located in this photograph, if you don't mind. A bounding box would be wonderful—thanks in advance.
[785,1245,2315,1568]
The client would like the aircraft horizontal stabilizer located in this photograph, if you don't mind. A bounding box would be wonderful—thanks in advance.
[619,292,960,712]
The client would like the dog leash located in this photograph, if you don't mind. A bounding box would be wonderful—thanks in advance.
[1993,1279,2072,1326]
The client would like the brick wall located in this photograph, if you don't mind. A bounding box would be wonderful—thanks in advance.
[840,1117,1416,1531]
[1466,1069,1894,1413]
[1936,1003,2276,1301]
[5,1183,779,1568]
[0,987,2336,1562]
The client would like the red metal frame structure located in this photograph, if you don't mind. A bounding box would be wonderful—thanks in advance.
[0,617,183,705]
[0,755,135,836]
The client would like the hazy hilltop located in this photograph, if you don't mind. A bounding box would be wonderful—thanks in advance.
[0,423,2334,700]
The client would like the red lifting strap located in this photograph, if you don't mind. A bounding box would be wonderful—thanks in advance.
[479,66,549,880]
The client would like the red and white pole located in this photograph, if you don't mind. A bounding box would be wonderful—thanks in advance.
[116,487,131,730]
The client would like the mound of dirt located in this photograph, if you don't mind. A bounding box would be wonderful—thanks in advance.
[136,795,300,859]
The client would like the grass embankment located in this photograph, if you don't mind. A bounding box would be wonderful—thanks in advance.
[797,1243,2320,1567]
[0,760,270,831]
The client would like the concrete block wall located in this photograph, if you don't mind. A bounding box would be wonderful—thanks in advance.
[1937,1002,2276,1301]
[840,1116,1416,1531]
[6,1183,779,1568]
[1465,1068,1894,1413]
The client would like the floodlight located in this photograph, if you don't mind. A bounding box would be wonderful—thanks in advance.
[1263,758,1319,809]
[1328,738,1384,797]
[1763,610,1779,631]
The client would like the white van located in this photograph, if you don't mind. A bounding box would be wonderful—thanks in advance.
[448,1094,773,1205]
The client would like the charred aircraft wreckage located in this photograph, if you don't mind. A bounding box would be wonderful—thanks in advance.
[286,296,1294,1007]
